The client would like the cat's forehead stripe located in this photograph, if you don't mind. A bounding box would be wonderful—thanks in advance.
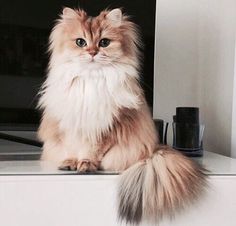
[79,16,106,43]
[91,17,103,40]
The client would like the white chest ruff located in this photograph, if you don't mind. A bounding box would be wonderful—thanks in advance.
[40,63,140,143]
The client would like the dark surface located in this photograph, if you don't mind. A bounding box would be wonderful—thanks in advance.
[0,152,41,161]
[0,132,42,147]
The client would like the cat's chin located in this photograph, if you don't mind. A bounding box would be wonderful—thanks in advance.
[83,60,111,69]
[86,61,102,69]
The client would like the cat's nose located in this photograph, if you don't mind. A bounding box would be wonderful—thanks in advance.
[89,50,97,57]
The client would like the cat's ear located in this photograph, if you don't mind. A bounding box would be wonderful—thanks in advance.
[106,9,122,26]
[62,7,78,19]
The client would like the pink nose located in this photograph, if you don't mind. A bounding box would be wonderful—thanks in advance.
[89,51,97,57]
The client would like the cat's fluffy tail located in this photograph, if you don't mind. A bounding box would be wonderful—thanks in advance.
[118,146,207,225]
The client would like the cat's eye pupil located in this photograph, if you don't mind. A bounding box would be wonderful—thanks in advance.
[99,38,110,48]
[76,38,87,47]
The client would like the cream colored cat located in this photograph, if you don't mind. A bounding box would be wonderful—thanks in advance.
[38,8,207,224]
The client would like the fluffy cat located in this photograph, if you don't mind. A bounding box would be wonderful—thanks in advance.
[38,7,207,224]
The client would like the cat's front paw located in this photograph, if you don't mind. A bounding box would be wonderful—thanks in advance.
[77,159,98,172]
[59,158,78,171]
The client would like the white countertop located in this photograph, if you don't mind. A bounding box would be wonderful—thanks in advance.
[0,151,236,176]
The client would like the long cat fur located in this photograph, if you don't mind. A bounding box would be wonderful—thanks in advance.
[38,7,207,225]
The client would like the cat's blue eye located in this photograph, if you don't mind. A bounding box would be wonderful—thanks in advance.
[76,38,87,47]
[99,38,111,48]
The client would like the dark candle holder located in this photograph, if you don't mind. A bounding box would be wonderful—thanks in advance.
[172,107,204,157]
[176,107,199,124]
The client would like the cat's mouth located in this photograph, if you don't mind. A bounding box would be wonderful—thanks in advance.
[81,55,111,66]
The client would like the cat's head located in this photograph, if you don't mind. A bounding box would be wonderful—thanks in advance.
[49,8,141,69]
